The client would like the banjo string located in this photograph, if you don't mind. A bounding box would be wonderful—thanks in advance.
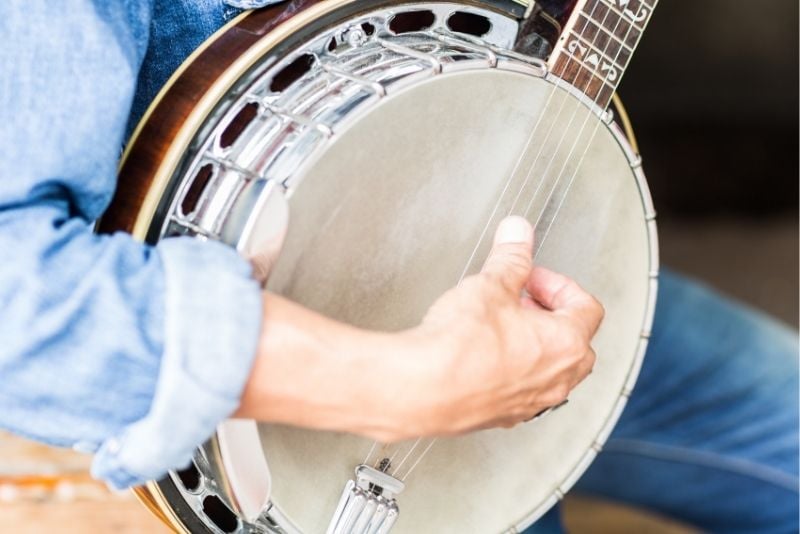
[386,52,593,481]
[522,1,627,228]
[454,0,607,285]
[399,439,437,481]
[453,51,571,283]
[503,2,615,222]
[388,0,619,481]
[528,7,644,260]
[367,0,610,475]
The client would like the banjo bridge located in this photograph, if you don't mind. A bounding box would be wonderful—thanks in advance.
[327,464,405,534]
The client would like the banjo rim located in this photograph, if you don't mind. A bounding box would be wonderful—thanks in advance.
[100,0,527,239]
[105,3,659,533]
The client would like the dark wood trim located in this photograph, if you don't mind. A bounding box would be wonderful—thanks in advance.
[99,0,530,239]
[548,0,658,109]
[98,4,311,236]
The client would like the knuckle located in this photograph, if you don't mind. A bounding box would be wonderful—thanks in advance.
[540,383,570,407]
[576,350,597,382]
[559,331,586,360]
[506,253,531,275]
[595,298,606,320]
[587,348,597,367]
[570,338,587,358]
[553,383,571,403]
[539,385,569,411]
[480,273,518,300]
[487,247,530,275]
[479,270,505,289]
[557,277,582,300]
[591,296,605,323]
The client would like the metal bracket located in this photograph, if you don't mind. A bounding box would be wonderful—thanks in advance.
[326,465,404,534]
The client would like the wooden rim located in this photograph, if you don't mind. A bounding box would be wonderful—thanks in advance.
[119,10,254,173]
[100,0,524,241]
[132,486,179,532]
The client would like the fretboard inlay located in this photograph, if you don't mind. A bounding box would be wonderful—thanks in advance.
[548,0,658,109]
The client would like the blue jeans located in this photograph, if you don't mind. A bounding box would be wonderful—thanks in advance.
[528,270,799,533]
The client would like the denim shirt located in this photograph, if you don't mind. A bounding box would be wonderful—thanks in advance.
[0,0,282,489]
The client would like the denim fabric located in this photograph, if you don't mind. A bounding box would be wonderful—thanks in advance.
[0,0,271,489]
[526,270,799,533]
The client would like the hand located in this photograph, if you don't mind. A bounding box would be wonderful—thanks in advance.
[236,217,603,443]
[399,216,603,438]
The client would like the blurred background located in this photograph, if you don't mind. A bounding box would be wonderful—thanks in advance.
[1,0,797,532]
[614,0,798,329]
[565,0,798,531]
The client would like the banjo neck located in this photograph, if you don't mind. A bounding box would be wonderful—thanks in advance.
[547,0,658,109]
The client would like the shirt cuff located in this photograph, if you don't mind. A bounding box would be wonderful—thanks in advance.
[91,237,262,489]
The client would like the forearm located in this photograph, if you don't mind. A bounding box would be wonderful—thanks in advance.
[235,218,602,444]
[236,293,440,441]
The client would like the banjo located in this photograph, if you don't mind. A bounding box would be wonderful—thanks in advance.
[100,0,659,532]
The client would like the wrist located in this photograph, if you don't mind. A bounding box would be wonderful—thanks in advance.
[235,293,441,442]
[378,326,454,438]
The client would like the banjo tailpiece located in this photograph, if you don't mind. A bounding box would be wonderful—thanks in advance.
[327,465,404,534]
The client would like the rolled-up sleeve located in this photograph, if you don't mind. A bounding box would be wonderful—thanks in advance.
[0,0,262,488]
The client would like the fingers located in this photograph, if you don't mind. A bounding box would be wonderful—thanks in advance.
[481,216,534,293]
[526,266,604,335]
[571,347,596,388]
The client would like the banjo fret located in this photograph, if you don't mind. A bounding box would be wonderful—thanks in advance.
[549,0,658,109]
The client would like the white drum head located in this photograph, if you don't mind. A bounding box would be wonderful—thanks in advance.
[258,68,655,532]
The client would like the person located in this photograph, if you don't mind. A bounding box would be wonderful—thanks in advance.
[0,1,796,533]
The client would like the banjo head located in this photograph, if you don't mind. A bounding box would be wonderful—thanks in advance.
[111,2,658,533]
[259,70,655,534]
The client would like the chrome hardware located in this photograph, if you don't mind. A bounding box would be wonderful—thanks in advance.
[375,38,443,74]
[162,6,534,244]
[345,26,369,48]
[169,216,218,240]
[321,63,387,97]
[327,465,404,534]
[206,154,263,180]
[432,30,498,67]
[261,103,334,138]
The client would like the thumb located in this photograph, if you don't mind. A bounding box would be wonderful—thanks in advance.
[481,216,534,293]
